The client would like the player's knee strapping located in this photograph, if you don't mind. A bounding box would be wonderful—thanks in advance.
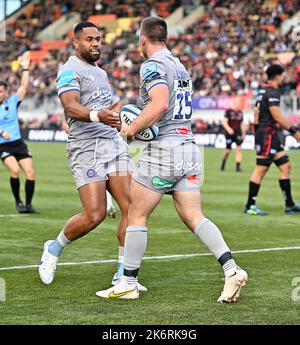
[274,155,289,167]
[226,140,232,150]
[256,157,272,167]
[124,226,148,271]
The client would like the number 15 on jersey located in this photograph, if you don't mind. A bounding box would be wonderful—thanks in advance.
[172,80,193,120]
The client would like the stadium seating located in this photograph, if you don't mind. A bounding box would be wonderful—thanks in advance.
[0,0,299,130]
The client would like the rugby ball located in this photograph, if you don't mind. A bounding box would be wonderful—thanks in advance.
[119,104,159,141]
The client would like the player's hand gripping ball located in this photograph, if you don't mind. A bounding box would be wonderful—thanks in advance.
[119,104,159,141]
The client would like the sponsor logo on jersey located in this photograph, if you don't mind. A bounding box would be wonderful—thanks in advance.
[187,175,199,184]
[89,87,113,110]
[151,176,173,189]
[91,86,112,101]
[142,64,157,79]
[87,168,96,177]
[175,128,191,135]
[175,161,200,172]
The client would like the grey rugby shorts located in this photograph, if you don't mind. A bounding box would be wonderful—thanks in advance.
[67,136,134,189]
[133,140,202,194]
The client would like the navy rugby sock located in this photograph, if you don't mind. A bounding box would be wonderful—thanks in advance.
[10,177,21,203]
[25,179,35,206]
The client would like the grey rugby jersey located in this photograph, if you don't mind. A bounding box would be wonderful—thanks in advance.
[139,48,194,141]
[56,56,120,141]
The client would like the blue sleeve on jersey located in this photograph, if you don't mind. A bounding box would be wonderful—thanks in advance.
[57,69,81,96]
[141,61,168,95]
[147,81,168,93]
[9,94,20,107]
[58,88,80,96]
[142,63,157,80]
[57,70,77,88]
[141,63,165,82]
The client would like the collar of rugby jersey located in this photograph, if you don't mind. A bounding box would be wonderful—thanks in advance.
[70,55,98,67]
[150,47,171,58]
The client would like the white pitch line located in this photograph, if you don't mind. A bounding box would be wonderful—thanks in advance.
[0,214,30,218]
[0,246,300,271]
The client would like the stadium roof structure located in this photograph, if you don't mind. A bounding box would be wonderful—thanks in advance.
[1,0,30,20]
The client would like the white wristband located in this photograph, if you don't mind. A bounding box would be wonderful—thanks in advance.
[89,111,99,122]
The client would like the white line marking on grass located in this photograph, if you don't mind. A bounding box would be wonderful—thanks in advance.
[0,246,300,271]
[0,214,29,218]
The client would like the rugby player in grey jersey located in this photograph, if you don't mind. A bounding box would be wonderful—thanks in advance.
[38,22,147,292]
[97,17,247,303]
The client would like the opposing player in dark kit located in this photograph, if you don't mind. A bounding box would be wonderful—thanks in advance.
[221,106,246,172]
[244,64,300,215]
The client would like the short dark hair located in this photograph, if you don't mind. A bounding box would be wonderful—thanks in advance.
[140,16,167,43]
[0,81,8,89]
[74,21,98,36]
[266,64,285,80]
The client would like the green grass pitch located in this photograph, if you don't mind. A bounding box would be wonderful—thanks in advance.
[0,142,299,325]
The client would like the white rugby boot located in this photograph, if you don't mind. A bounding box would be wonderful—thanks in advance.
[96,277,139,299]
[218,266,248,303]
[39,240,59,285]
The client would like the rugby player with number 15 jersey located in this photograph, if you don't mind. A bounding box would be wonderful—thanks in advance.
[97,16,248,303]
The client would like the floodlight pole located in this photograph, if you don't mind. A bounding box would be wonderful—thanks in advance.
[4,0,7,18]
